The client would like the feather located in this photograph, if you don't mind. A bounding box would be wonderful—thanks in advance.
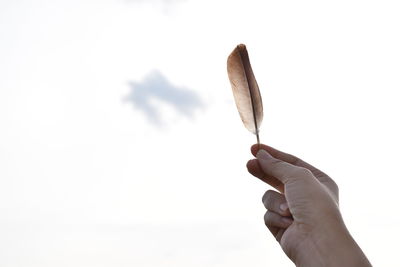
[227,44,263,144]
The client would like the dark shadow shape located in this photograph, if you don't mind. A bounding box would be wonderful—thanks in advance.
[124,70,204,125]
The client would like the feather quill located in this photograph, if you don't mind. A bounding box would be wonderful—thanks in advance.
[227,44,263,144]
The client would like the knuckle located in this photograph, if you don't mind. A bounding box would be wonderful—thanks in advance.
[270,158,284,167]
[331,181,339,200]
[332,180,339,193]
[264,211,272,225]
[292,167,313,178]
[262,190,275,205]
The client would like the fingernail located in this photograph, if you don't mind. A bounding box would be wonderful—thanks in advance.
[280,203,289,212]
[256,149,271,160]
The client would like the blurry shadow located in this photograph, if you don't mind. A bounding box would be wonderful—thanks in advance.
[124,0,185,3]
[123,0,186,7]
[124,70,204,126]
[122,0,187,15]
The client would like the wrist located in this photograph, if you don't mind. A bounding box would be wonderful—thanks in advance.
[316,222,371,267]
[295,220,371,267]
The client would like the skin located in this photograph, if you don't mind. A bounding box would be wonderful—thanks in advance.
[247,144,372,267]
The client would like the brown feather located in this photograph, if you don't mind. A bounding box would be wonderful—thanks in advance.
[227,44,263,144]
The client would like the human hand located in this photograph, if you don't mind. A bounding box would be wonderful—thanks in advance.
[247,144,371,267]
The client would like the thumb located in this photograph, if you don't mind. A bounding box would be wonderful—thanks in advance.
[256,149,312,184]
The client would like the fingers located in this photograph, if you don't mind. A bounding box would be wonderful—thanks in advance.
[264,210,293,229]
[266,225,285,242]
[247,159,284,192]
[262,190,293,242]
[257,149,313,184]
[275,228,285,242]
[251,144,329,180]
[262,190,291,217]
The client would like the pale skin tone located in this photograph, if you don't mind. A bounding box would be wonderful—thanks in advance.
[246,144,372,267]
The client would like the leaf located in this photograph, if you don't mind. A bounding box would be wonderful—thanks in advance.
[227,44,263,144]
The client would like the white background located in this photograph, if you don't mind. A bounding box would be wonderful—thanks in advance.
[1,0,399,266]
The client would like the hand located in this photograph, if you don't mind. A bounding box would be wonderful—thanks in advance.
[247,144,371,267]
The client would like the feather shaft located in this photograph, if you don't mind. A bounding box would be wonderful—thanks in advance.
[227,44,263,144]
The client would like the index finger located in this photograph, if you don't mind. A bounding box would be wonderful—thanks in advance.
[247,159,285,192]
[256,149,307,184]
[251,144,329,180]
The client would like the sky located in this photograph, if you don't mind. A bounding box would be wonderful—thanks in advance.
[0,0,400,266]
